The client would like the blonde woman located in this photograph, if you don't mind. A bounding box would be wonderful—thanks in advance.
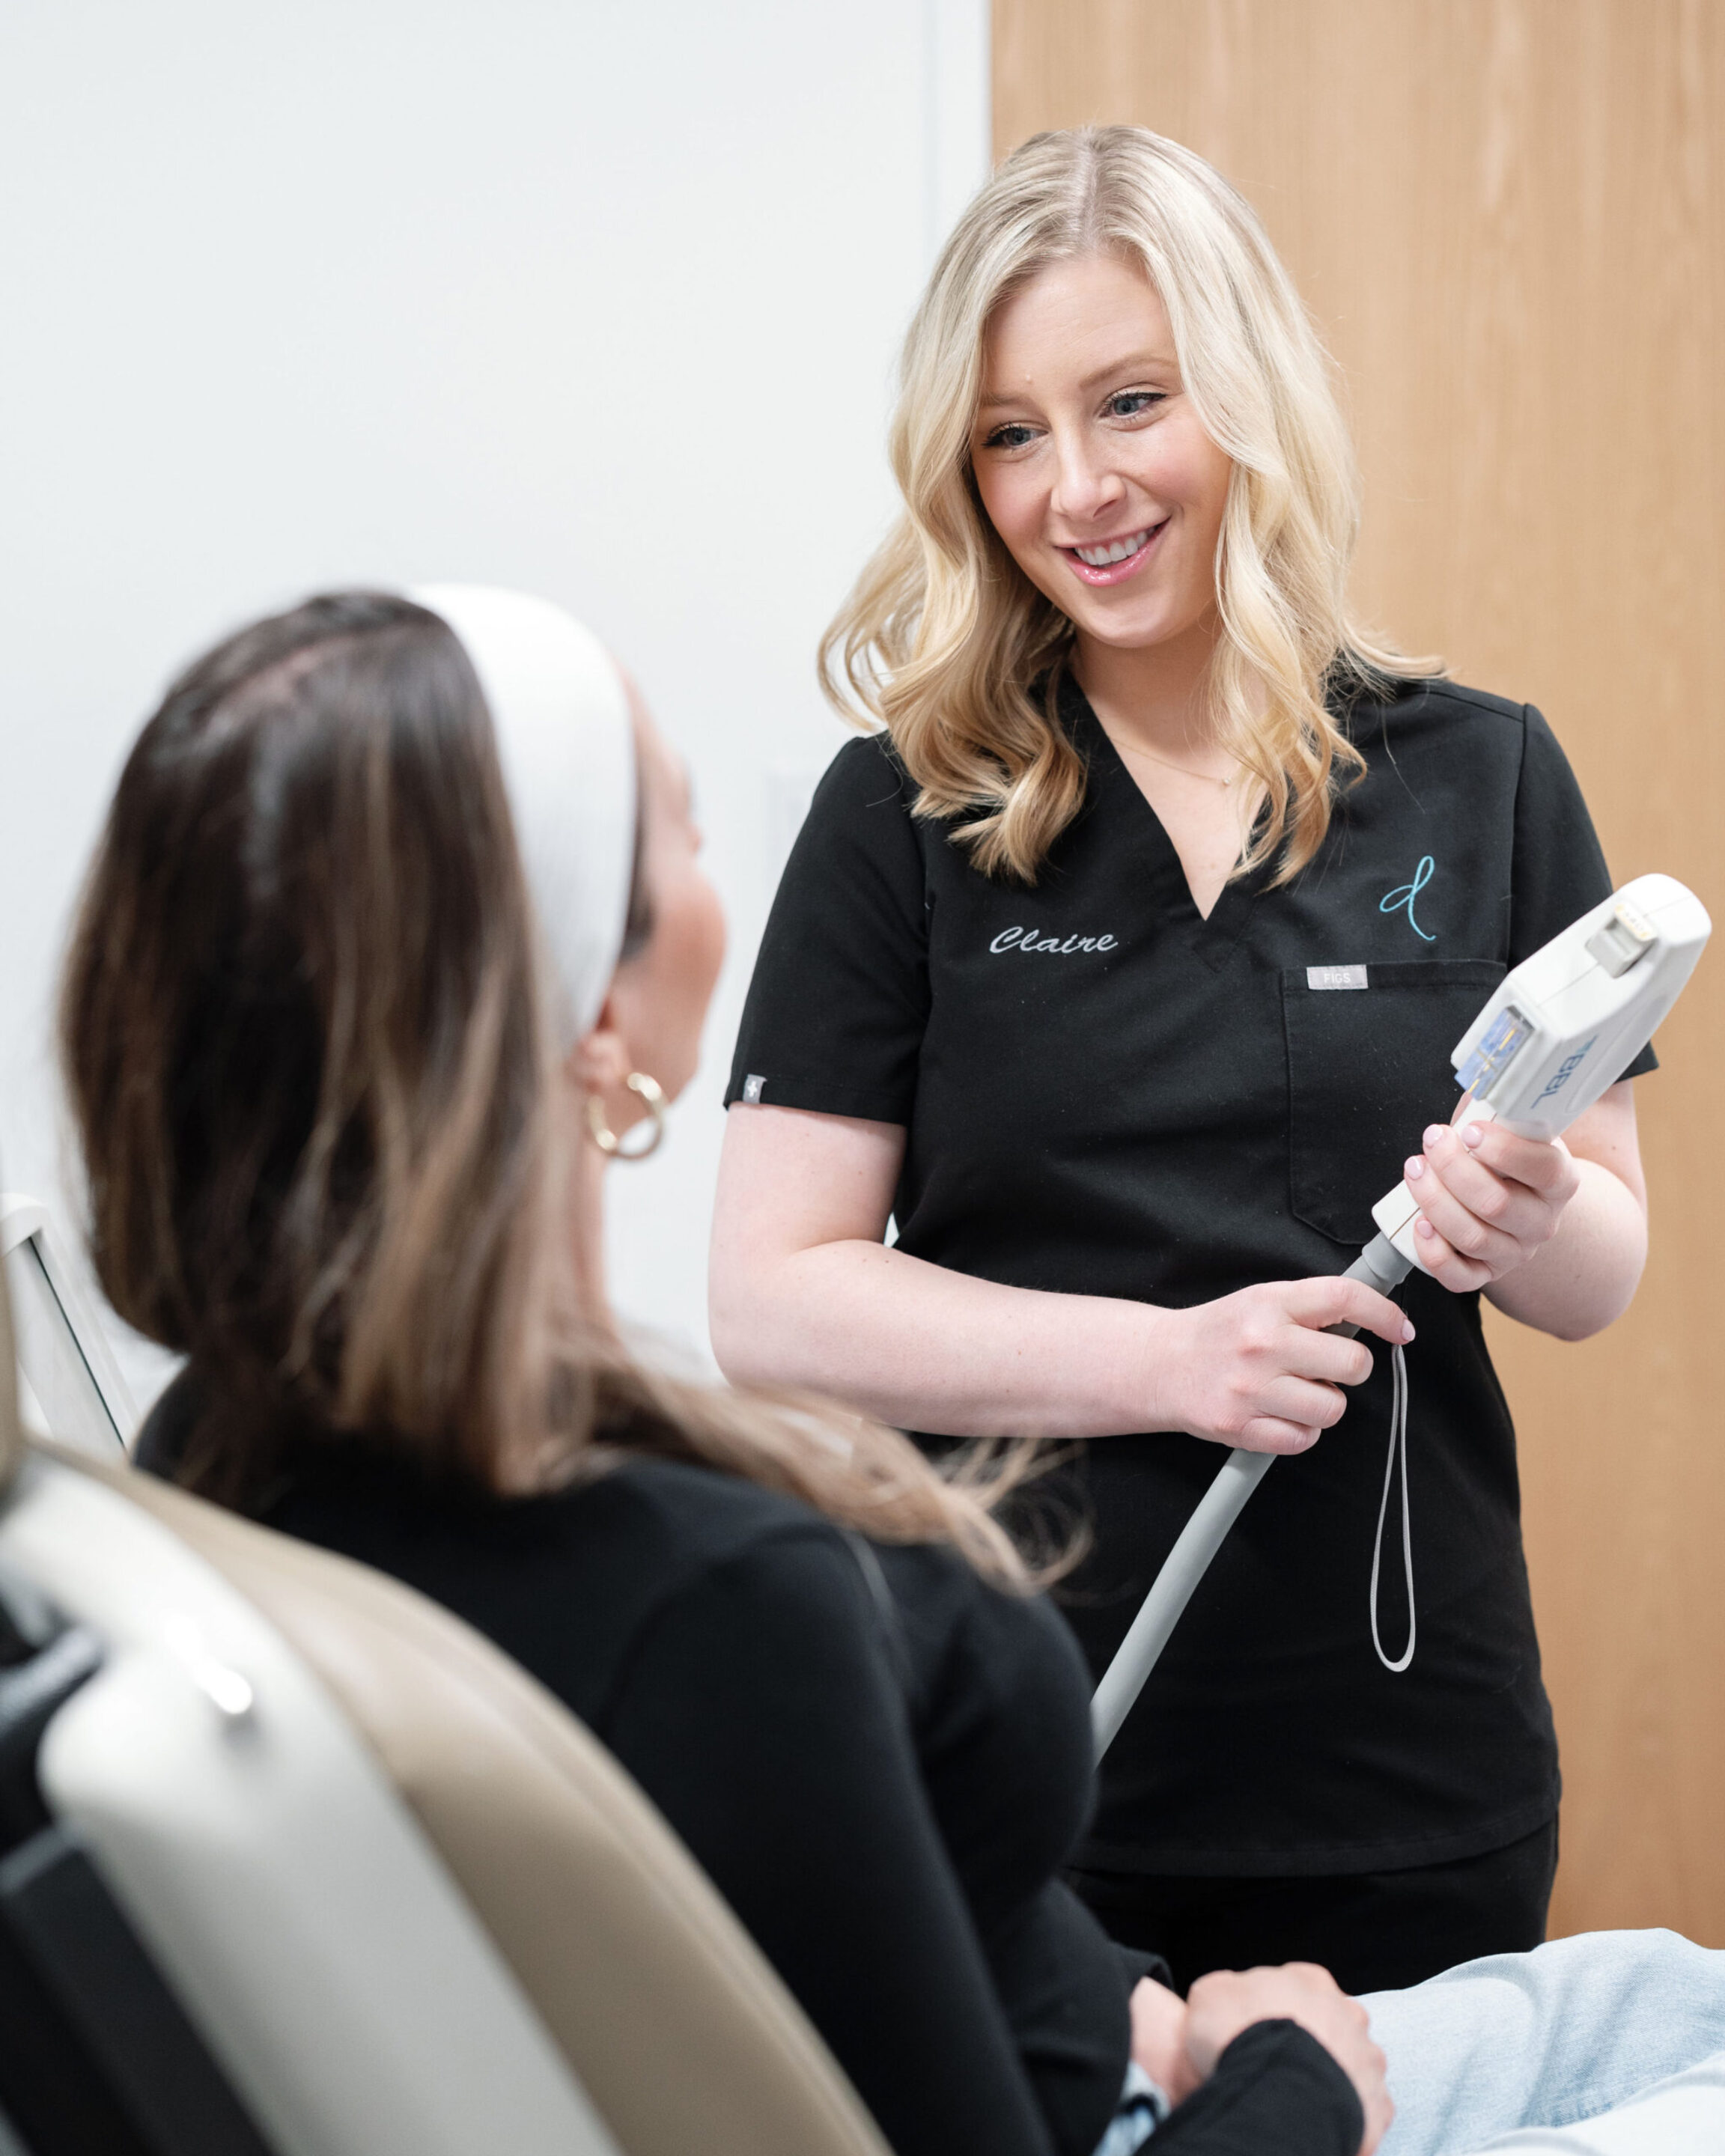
[712,127,1653,1994]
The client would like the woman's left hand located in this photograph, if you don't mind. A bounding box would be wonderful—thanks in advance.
[1402,1099,1581,1293]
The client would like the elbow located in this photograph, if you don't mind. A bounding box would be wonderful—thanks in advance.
[1547,1311,1613,1345]
[708,1260,785,1390]
[1509,1201,1649,1343]
[706,1284,754,1387]
[708,1319,761,1391]
[1558,1284,1643,1345]
[1542,1259,1648,1345]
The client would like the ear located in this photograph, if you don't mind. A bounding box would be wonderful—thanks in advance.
[568,987,631,1098]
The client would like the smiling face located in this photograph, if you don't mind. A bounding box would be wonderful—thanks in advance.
[971,252,1234,660]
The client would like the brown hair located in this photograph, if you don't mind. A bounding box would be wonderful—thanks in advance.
[61,591,1056,1583]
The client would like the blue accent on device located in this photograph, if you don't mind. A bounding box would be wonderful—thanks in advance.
[1455,1004,1533,1095]
[1533,1035,1599,1103]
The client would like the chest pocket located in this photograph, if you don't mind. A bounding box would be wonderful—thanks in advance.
[1280,960,1505,1246]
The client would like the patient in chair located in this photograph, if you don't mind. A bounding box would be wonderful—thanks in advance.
[59,588,1725,2156]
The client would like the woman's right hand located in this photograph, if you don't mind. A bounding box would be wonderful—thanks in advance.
[1144,1279,1415,1454]
[1184,1964,1393,2155]
[714,1104,1414,1446]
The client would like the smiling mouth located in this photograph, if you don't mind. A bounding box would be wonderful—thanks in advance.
[1073,528,1153,565]
[1060,521,1167,584]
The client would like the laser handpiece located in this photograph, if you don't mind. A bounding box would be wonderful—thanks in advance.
[1092,874,1712,1758]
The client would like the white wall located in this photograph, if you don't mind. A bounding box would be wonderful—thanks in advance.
[0,0,988,1413]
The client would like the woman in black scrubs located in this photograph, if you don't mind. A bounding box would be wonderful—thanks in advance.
[711,127,1654,1994]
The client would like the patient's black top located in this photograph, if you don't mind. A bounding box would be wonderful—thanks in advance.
[138,1386,1360,2156]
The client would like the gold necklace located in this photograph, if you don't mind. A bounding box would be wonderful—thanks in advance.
[1114,736,1238,788]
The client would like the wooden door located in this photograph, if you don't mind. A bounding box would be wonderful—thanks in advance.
[994,0,1725,1943]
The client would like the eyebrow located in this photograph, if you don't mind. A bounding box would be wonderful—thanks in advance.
[976,349,1178,412]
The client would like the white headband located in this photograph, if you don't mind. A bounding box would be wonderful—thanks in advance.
[412,585,636,1048]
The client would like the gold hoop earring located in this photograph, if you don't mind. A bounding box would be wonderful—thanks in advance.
[585,1071,666,1162]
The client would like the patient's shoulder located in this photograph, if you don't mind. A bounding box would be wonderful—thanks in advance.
[598,1450,848,1568]
[598,1455,1029,1642]
[593,1457,1058,1702]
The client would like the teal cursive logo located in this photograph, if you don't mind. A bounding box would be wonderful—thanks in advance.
[1379,856,1435,942]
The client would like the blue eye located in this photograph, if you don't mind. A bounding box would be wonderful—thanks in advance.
[1109,391,1163,418]
[983,423,1038,451]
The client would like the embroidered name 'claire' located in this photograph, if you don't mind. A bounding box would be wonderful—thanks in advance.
[990,927,1119,955]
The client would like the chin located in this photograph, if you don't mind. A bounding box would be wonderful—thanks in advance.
[1071,605,1189,651]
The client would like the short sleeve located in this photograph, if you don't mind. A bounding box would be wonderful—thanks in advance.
[1510,706,1657,1081]
[726,734,930,1123]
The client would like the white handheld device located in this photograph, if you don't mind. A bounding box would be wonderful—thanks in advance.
[1091,874,1712,1758]
[1367,874,1710,1264]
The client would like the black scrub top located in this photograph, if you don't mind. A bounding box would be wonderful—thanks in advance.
[725,674,1655,1878]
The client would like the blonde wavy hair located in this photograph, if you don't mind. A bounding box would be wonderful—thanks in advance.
[824,125,1436,884]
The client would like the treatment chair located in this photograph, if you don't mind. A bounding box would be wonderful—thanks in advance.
[0,1254,891,2155]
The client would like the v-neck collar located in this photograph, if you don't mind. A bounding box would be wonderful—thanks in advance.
[1058,673,1266,973]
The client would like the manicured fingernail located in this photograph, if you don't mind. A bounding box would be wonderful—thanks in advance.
[1401,1319,1417,1343]
[1461,1124,1484,1149]
[1423,1124,1446,1148]
[1416,1218,1437,1239]
[1405,1156,1426,1181]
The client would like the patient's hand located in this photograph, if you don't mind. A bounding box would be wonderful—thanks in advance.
[1128,1978,1200,2105]
[1183,1964,1391,2155]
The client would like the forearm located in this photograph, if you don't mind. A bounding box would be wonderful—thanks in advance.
[1482,1159,1648,1340]
[711,1103,1412,1453]
[711,1237,1161,1438]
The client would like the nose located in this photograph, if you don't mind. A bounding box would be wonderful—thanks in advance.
[1047,424,1126,527]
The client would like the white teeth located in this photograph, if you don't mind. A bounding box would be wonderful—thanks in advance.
[1074,528,1151,567]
